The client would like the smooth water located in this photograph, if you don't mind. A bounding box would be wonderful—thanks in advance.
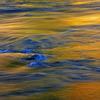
[0,0,100,99]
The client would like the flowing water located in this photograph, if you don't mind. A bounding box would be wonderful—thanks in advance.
[0,0,100,100]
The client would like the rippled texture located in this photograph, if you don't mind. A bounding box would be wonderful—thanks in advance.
[0,0,100,100]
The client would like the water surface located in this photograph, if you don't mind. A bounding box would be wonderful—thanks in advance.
[0,0,100,99]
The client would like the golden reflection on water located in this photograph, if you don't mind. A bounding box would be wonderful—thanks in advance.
[0,0,100,99]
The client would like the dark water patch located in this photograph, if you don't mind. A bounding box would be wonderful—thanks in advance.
[68,73,91,81]
[0,7,59,14]
[91,67,100,72]
[0,49,17,53]
[48,61,69,67]
[0,36,70,52]
[66,65,91,71]
[0,73,47,83]
[27,60,94,69]
[11,1,68,6]
[68,59,95,66]
[6,1,59,5]
[28,62,49,68]
[27,61,69,69]
[0,88,46,97]
[0,84,61,97]
[0,72,11,76]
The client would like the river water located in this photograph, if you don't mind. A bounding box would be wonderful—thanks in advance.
[0,0,100,100]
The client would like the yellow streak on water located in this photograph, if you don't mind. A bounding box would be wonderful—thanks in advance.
[62,14,100,26]
[72,0,100,5]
